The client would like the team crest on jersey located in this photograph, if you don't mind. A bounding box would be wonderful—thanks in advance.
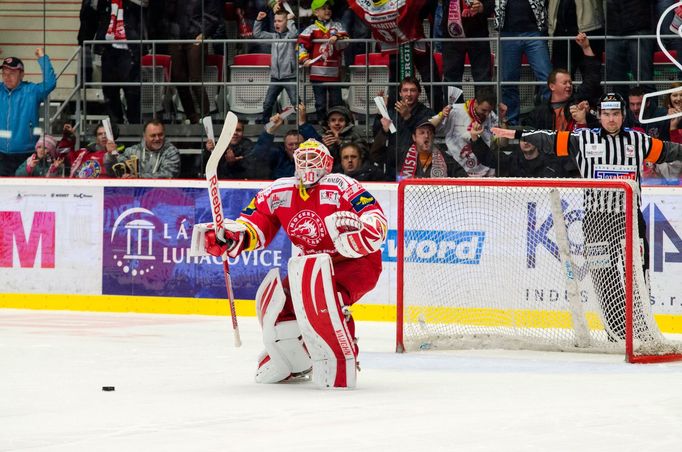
[350,191,376,212]
[319,189,340,207]
[77,160,102,178]
[268,191,292,212]
[242,198,257,215]
[287,210,326,247]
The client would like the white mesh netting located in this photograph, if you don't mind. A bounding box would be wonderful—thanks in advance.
[397,178,682,360]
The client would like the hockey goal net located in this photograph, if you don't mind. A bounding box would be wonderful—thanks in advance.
[396,178,682,363]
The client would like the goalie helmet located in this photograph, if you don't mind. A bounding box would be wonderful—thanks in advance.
[294,139,334,187]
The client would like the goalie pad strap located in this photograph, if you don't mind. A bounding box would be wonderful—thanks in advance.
[288,253,357,388]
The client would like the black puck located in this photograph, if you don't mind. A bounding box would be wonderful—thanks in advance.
[102,386,115,391]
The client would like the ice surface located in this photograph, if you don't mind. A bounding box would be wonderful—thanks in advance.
[2,309,682,452]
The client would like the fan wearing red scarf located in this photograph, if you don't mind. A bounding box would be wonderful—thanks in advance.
[430,88,506,177]
[191,139,387,389]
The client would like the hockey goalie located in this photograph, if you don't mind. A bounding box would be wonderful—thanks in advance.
[191,139,387,389]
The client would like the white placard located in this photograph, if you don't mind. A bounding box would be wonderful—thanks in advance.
[448,86,464,104]
[202,116,215,143]
[373,96,397,134]
[102,117,114,142]
[265,106,295,131]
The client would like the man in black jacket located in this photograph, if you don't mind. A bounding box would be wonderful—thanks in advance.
[153,0,223,124]
[471,133,570,178]
[81,0,149,124]
[604,0,655,99]
[525,33,601,131]
[440,0,494,101]
[371,77,435,180]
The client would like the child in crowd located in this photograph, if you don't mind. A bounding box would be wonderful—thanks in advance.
[254,7,298,124]
[297,0,348,121]
[15,135,64,177]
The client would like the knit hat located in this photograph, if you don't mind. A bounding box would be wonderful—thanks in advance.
[311,0,332,11]
[326,105,352,123]
[36,135,58,158]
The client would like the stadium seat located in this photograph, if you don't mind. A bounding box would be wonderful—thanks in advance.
[347,63,389,117]
[653,50,679,92]
[205,54,224,113]
[228,53,271,117]
[297,67,317,116]
[519,53,536,112]
[233,53,271,66]
[140,54,172,116]
[354,53,390,66]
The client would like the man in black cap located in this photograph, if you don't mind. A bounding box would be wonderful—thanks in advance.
[0,48,57,176]
[393,120,466,179]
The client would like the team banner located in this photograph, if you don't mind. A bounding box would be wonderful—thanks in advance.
[0,180,680,317]
[101,186,292,299]
[0,184,102,294]
[642,192,682,314]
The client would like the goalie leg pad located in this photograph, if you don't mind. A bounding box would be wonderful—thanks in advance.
[255,269,311,384]
[288,253,357,389]
[255,320,312,383]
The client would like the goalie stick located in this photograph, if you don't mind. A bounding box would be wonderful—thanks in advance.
[206,111,242,347]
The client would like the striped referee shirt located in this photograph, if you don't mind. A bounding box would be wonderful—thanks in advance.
[517,127,682,211]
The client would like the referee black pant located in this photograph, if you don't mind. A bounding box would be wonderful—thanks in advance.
[583,209,649,341]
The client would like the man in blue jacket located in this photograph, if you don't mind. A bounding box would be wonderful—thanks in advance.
[0,48,57,176]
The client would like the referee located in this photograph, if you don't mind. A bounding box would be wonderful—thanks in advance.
[493,93,682,342]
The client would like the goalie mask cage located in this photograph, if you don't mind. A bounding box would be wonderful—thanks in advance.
[396,178,682,363]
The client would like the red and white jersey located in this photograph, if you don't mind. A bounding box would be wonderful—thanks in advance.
[67,148,109,178]
[237,174,386,257]
[297,20,348,82]
[347,0,428,52]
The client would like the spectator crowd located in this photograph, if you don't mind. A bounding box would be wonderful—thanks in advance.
[1,0,682,183]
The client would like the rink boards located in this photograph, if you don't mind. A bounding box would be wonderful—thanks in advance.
[0,179,681,331]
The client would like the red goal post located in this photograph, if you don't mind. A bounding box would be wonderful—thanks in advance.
[396,178,682,364]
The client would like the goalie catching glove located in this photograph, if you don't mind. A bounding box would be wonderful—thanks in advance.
[324,211,387,258]
[190,220,249,258]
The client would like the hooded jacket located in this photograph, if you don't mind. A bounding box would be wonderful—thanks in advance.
[108,140,181,178]
[254,17,298,80]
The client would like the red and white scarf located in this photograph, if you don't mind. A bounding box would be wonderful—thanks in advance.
[105,0,128,49]
[447,0,476,38]
[465,98,482,131]
[447,0,465,38]
[399,144,448,179]
[69,149,88,178]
